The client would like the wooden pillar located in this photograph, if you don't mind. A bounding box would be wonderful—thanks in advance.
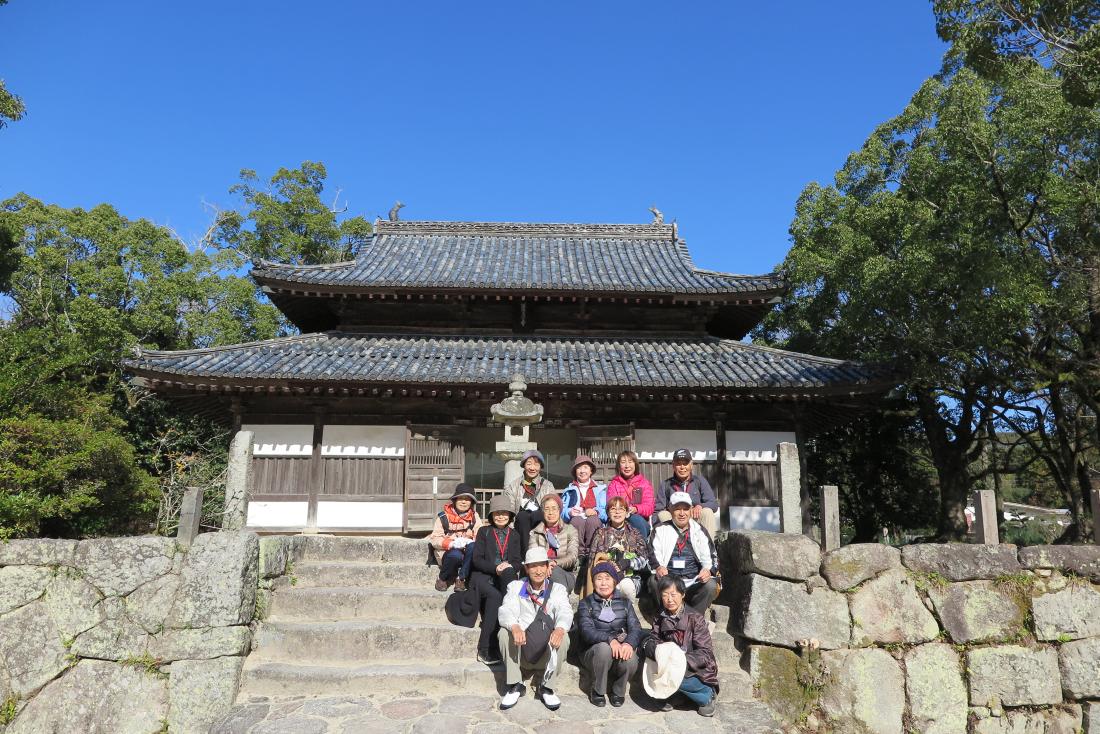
[972,489,999,545]
[230,396,243,434]
[793,410,813,535]
[714,414,727,532]
[1091,488,1100,545]
[820,485,840,551]
[306,407,326,532]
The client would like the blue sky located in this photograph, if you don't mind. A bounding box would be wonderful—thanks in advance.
[2,2,947,277]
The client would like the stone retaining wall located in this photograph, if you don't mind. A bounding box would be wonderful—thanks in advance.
[0,531,286,734]
[719,532,1100,734]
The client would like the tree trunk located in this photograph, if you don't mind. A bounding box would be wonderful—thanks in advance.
[916,391,972,540]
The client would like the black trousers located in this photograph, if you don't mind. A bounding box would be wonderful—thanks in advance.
[514,508,544,556]
[469,568,519,654]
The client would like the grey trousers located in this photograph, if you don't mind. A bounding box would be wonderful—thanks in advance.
[582,642,639,698]
[497,626,571,689]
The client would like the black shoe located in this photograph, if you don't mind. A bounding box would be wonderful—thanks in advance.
[477,650,502,666]
[540,686,561,711]
[588,691,606,707]
[609,695,625,708]
[660,701,674,712]
[500,683,525,710]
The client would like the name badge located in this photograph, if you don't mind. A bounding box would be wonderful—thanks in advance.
[672,559,687,569]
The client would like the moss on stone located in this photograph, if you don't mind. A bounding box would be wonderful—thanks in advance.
[753,646,824,725]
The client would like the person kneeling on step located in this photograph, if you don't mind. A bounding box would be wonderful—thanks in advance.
[428,484,481,592]
[647,491,720,616]
[578,560,642,708]
[468,493,523,665]
[496,547,574,711]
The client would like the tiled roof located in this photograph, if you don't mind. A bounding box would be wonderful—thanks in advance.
[125,333,883,392]
[250,221,783,297]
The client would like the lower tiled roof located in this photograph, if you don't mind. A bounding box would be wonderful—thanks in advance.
[126,333,885,393]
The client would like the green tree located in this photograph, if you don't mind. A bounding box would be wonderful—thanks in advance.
[0,2,26,129]
[934,0,1100,106]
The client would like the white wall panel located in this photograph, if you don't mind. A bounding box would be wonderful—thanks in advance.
[321,425,406,457]
[728,505,781,532]
[635,429,717,462]
[246,501,308,527]
[241,424,313,457]
[724,431,796,463]
[317,501,403,529]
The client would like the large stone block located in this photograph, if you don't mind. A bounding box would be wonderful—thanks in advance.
[849,568,939,645]
[722,530,821,581]
[747,645,817,725]
[0,566,52,615]
[1019,545,1100,581]
[1033,585,1100,641]
[735,573,851,649]
[967,645,1062,707]
[821,543,900,590]
[149,626,251,661]
[168,656,245,734]
[0,600,69,697]
[70,616,152,662]
[7,660,168,734]
[125,574,180,634]
[0,539,77,567]
[904,643,967,734]
[970,704,1082,734]
[43,573,104,639]
[927,580,1028,644]
[74,536,178,597]
[1086,701,1099,734]
[819,648,904,734]
[901,543,1020,581]
[259,536,289,579]
[1059,637,1100,699]
[169,531,258,628]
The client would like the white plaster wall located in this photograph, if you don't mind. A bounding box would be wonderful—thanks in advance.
[246,501,309,527]
[316,501,403,529]
[241,424,313,457]
[321,426,406,457]
[724,431,796,463]
[728,505,781,532]
[635,429,717,462]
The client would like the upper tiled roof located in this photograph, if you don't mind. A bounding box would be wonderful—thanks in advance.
[250,221,784,297]
[125,332,883,393]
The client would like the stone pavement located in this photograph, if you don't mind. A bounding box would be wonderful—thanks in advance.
[212,691,783,734]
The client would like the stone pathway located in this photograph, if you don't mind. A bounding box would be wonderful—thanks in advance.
[212,691,783,734]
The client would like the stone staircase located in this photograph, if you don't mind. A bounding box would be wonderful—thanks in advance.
[238,535,758,702]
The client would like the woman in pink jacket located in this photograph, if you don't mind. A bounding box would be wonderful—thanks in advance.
[604,450,654,539]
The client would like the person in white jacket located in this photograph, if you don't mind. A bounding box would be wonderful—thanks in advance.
[647,491,720,615]
[496,547,575,711]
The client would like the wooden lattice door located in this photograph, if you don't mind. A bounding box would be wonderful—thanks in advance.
[577,425,635,484]
[404,426,465,532]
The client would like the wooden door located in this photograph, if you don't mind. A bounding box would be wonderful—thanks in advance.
[404,426,465,532]
[577,425,635,484]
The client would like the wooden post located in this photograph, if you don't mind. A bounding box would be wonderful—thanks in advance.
[714,415,727,532]
[305,407,326,533]
[777,442,802,534]
[972,489,999,545]
[820,485,841,551]
[177,486,204,550]
[1091,488,1100,545]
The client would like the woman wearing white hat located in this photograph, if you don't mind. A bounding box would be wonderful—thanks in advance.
[641,574,719,717]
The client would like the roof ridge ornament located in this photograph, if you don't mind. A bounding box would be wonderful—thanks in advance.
[649,205,664,225]
[388,201,405,221]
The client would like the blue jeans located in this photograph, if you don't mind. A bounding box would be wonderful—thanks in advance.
[626,513,651,539]
[440,546,473,582]
[678,675,715,707]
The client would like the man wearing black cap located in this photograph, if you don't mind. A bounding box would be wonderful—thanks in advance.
[654,449,719,536]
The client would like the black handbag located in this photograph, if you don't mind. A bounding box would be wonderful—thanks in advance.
[522,583,556,663]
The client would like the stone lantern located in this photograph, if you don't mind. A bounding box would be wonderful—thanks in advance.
[491,373,544,485]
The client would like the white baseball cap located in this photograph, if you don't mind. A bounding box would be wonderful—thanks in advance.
[668,491,693,508]
[523,547,550,565]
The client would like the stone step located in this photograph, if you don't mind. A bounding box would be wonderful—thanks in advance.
[291,560,440,588]
[239,658,755,700]
[270,586,449,622]
[252,620,481,662]
[297,536,430,564]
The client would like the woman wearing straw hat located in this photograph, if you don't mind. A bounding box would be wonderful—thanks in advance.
[641,575,719,717]
[427,483,482,592]
[577,560,642,708]
[467,493,524,665]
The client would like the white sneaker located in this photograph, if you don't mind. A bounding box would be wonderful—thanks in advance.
[540,687,561,711]
[500,683,524,710]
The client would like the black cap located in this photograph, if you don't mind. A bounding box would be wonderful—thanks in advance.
[450,483,477,502]
[672,449,692,462]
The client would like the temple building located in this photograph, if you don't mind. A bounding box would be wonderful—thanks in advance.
[125,219,886,533]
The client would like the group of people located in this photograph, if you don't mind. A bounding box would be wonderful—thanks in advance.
[426,448,722,716]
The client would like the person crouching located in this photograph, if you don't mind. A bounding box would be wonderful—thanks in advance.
[578,561,642,708]
[468,493,523,665]
[428,484,481,592]
[496,547,574,711]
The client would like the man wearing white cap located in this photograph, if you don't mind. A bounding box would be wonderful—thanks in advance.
[496,547,574,711]
[647,491,720,615]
